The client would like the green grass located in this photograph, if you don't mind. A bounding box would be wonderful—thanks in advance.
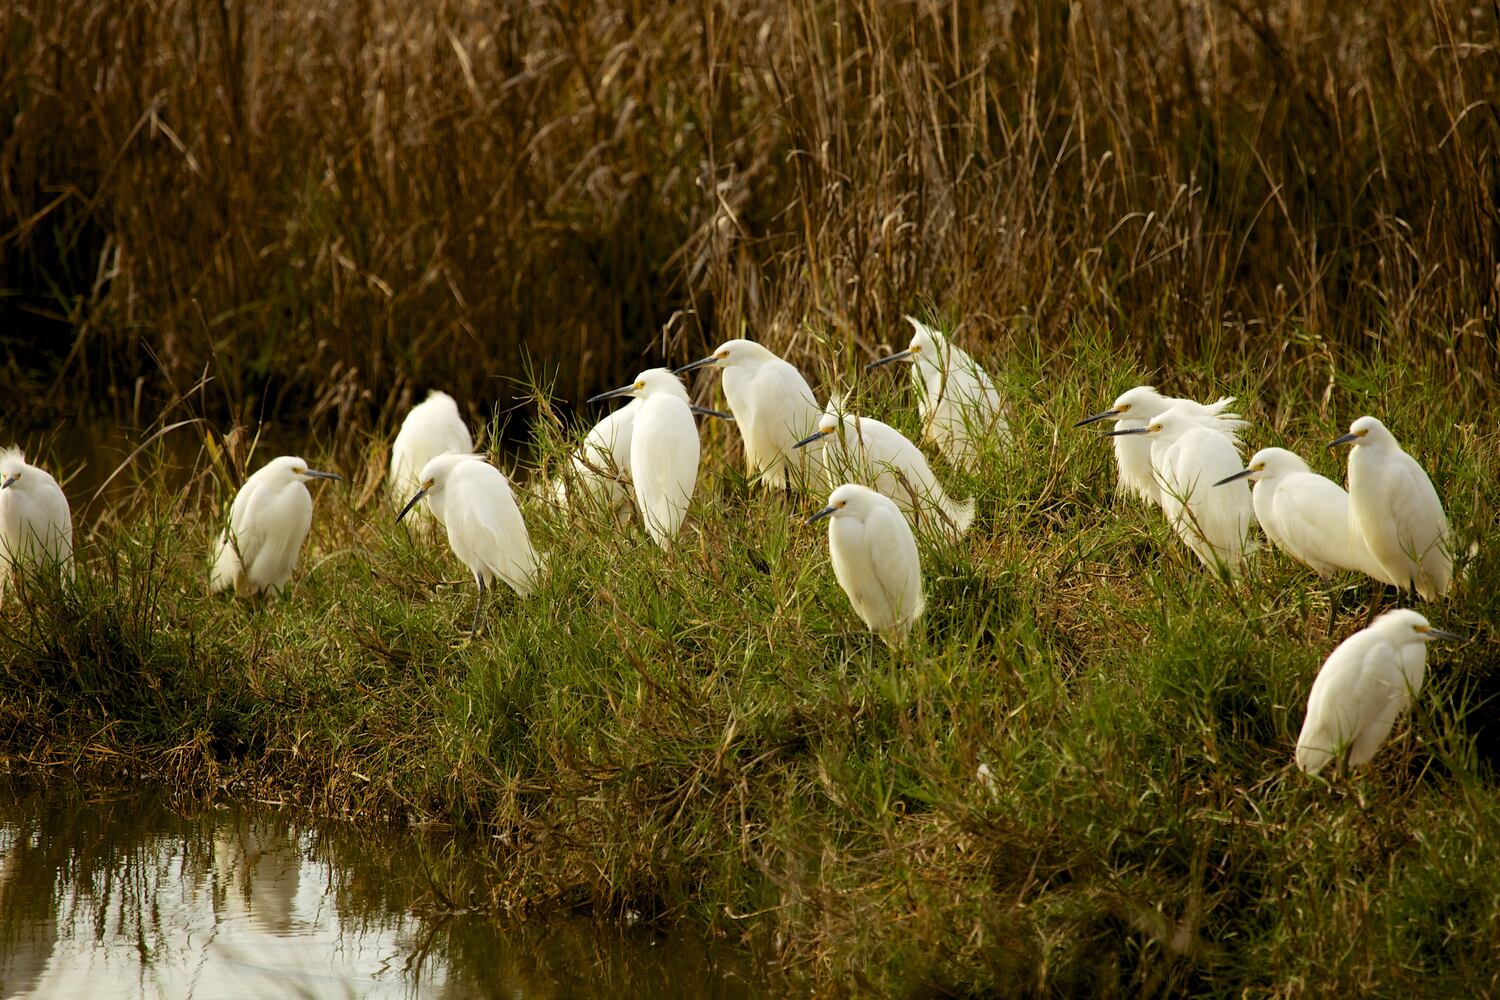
[2,329,1496,994]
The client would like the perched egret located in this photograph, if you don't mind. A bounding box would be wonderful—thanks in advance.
[806,483,925,639]
[1075,386,1245,506]
[1331,416,1452,600]
[388,390,473,524]
[793,397,974,537]
[396,453,541,633]
[588,368,700,548]
[676,338,822,490]
[1107,406,1253,574]
[210,456,341,597]
[865,316,1007,473]
[0,448,73,603]
[1295,609,1460,775]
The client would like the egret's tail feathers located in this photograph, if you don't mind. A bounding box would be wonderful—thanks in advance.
[209,531,240,593]
[943,494,976,536]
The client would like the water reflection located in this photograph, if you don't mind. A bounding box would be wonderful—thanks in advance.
[0,782,767,998]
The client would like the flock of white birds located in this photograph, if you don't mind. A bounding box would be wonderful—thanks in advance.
[0,316,1473,780]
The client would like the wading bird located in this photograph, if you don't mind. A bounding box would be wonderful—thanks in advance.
[794,397,974,538]
[211,456,341,597]
[1107,406,1253,574]
[865,316,1007,473]
[1331,416,1452,600]
[807,483,925,640]
[1295,609,1460,776]
[0,448,73,604]
[676,339,822,490]
[389,391,472,525]
[1214,447,1393,583]
[1075,386,1245,507]
[588,368,701,547]
[396,453,541,633]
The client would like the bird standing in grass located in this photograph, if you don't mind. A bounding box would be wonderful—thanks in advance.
[397,453,541,633]
[0,448,73,604]
[865,316,1007,473]
[388,391,472,525]
[1331,416,1452,600]
[550,396,641,527]
[211,456,342,597]
[1107,406,1254,575]
[1295,609,1460,776]
[676,338,823,491]
[807,483,925,640]
[794,397,974,538]
[588,368,701,548]
[1075,386,1245,507]
[1215,447,1393,583]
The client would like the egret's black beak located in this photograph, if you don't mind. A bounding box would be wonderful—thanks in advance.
[396,484,432,523]
[1072,409,1120,428]
[690,405,732,420]
[1328,432,1359,449]
[1213,469,1254,487]
[674,356,719,374]
[305,469,343,482]
[1103,427,1149,437]
[805,505,837,525]
[0,475,15,490]
[865,349,913,370]
[793,429,829,449]
[1425,627,1464,642]
[587,385,636,404]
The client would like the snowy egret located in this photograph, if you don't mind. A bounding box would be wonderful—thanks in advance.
[549,399,729,526]
[1330,416,1452,600]
[588,368,700,548]
[676,338,822,490]
[388,390,472,524]
[865,316,1007,473]
[793,397,974,537]
[1107,406,1254,574]
[1295,609,1460,776]
[396,453,541,633]
[210,456,341,597]
[0,448,73,604]
[1214,447,1393,583]
[806,483,925,639]
[1075,386,1245,506]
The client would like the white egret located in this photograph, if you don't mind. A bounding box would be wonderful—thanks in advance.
[388,391,473,525]
[396,453,541,633]
[1107,406,1254,574]
[1075,386,1245,507]
[0,448,73,603]
[1295,609,1460,775]
[865,316,1007,473]
[1213,447,1394,583]
[588,368,700,548]
[806,483,925,639]
[210,456,341,597]
[793,397,974,537]
[676,338,822,490]
[1331,416,1452,600]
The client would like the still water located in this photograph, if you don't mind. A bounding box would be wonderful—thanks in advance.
[0,782,766,998]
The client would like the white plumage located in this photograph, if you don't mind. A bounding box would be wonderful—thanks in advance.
[1076,385,1245,507]
[807,483,925,639]
[1295,609,1459,775]
[1333,416,1452,600]
[550,397,641,527]
[677,338,822,490]
[794,397,974,538]
[388,391,472,524]
[1216,447,1394,583]
[397,453,542,633]
[866,317,1007,473]
[211,455,341,597]
[0,448,73,604]
[588,368,700,548]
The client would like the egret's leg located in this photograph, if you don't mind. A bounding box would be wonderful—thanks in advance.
[470,576,486,635]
